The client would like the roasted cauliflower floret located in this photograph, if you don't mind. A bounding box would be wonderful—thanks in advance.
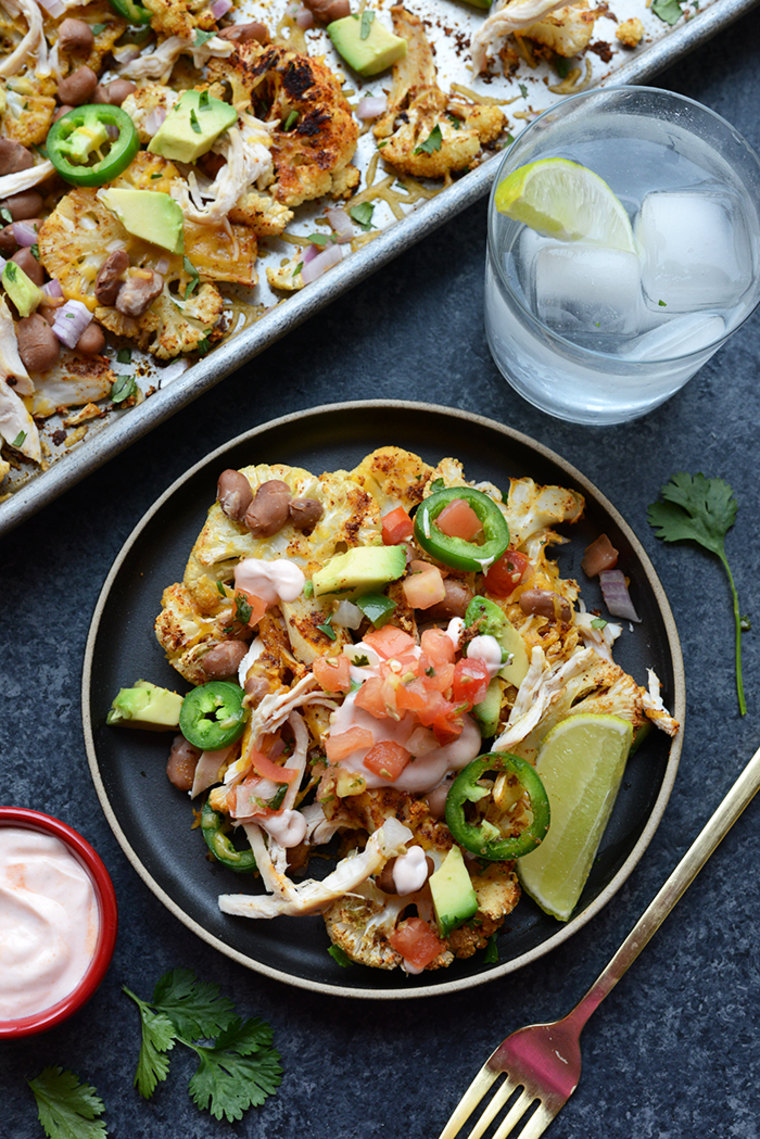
[207,41,359,206]
[142,0,217,40]
[515,0,596,57]
[350,445,433,513]
[373,6,505,179]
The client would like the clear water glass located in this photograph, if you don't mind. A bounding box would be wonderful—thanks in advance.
[485,86,760,426]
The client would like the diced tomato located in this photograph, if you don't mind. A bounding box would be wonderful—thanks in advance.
[402,562,446,610]
[435,498,483,541]
[235,588,268,627]
[381,505,414,545]
[389,917,446,968]
[451,658,490,708]
[354,674,398,719]
[363,740,411,781]
[418,658,455,694]
[395,677,430,714]
[419,627,456,666]
[415,689,462,743]
[363,625,417,660]
[483,550,531,598]
[250,747,298,784]
[325,725,374,761]
[312,654,352,693]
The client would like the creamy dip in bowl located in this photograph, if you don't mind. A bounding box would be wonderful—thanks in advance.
[0,808,118,1038]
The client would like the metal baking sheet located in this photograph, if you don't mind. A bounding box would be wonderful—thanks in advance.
[1,0,756,535]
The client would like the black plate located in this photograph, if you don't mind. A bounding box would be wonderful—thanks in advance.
[82,401,685,999]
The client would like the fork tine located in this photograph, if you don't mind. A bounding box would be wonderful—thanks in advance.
[464,1077,523,1139]
[493,1098,558,1139]
[437,1064,501,1139]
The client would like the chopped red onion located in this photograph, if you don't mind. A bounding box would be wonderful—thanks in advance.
[301,242,342,283]
[143,106,167,135]
[296,5,314,27]
[599,569,641,623]
[37,0,65,15]
[51,299,92,349]
[211,0,232,15]
[325,207,353,244]
[11,221,38,247]
[42,278,64,301]
[356,95,387,121]
[303,242,319,264]
[155,256,170,274]
[334,600,363,630]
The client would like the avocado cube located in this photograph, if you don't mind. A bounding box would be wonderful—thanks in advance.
[429,846,478,937]
[465,595,530,687]
[312,545,406,599]
[327,13,407,77]
[148,89,238,164]
[1,260,43,318]
[107,680,184,730]
[98,188,184,254]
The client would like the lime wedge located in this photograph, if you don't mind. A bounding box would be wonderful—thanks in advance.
[517,713,633,921]
[494,157,636,253]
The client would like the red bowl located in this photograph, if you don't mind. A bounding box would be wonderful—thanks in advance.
[0,807,118,1038]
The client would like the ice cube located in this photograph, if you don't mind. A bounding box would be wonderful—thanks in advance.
[531,242,644,335]
[621,313,725,362]
[635,189,753,313]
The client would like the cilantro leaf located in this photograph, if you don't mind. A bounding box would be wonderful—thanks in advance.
[651,0,684,23]
[28,1068,107,1139]
[152,967,238,1040]
[187,1017,282,1122]
[123,986,178,1097]
[349,201,375,231]
[413,123,443,156]
[648,473,745,715]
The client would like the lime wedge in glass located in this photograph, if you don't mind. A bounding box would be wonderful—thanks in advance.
[517,712,634,921]
[494,157,636,253]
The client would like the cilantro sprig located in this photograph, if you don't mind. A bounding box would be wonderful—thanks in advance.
[648,472,747,715]
[28,1068,107,1139]
[123,968,282,1122]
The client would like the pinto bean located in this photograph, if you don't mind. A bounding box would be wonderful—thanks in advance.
[114,269,163,317]
[94,249,130,306]
[166,734,202,792]
[518,588,571,623]
[56,65,98,106]
[11,247,44,286]
[243,479,292,537]
[15,313,61,373]
[202,640,249,680]
[57,17,94,52]
[0,138,34,175]
[53,104,74,122]
[0,191,43,221]
[76,321,106,355]
[303,0,350,20]
[244,674,272,706]
[218,20,270,42]
[425,577,473,621]
[217,468,253,522]
[288,496,323,532]
[92,78,137,106]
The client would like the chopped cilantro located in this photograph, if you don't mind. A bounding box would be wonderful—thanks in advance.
[317,615,337,641]
[110,374,136,404]
[116,347,132,364]
[194,28,217,46]
[189,108,201,134]
[590,616,607,629]
[360,9,375,38]
[328,945,353,967]
[348,201,375,231]
[282,109,299,131]
[216,581,227,597]
[519,82,528,98]
[11,429,26,448]
[183,256,200,298]
[234,592,252,624]
[651,0,684,22]
[413,123,443,156]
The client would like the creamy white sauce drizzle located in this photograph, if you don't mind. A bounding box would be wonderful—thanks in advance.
[0,829,99,1020]
[392,845,429,895]
[467,634,504,679]
[234,558,305,604]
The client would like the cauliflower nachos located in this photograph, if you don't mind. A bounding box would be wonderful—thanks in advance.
[109,445,679,975]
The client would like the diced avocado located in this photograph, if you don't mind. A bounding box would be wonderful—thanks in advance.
[327,12,407,77]
[465,595,530,688]
[148,89,237,165]
[107,679,184,730]
[2,260,43,318]
[473,677,503,738]
[429,846,478,937]
[312,545,406,598]
[98,187,184,254]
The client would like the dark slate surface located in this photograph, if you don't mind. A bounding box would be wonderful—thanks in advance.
[3,8,760,1136]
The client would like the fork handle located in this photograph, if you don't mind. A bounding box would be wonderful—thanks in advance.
[565,740,760,1034]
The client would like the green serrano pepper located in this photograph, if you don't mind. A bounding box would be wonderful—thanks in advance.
[200,798,257,873]
[445,752,550,860]
[413,486,510,572]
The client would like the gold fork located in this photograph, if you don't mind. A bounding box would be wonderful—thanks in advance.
[438,741,760,1139]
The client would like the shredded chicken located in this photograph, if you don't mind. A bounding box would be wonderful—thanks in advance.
[472,0,581,72]
[219,817,413,918]
[170,121,273,226]
[0,0,44,78]
[118,33,233,84]
[0,376,41,461]
[0,158,54,200]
